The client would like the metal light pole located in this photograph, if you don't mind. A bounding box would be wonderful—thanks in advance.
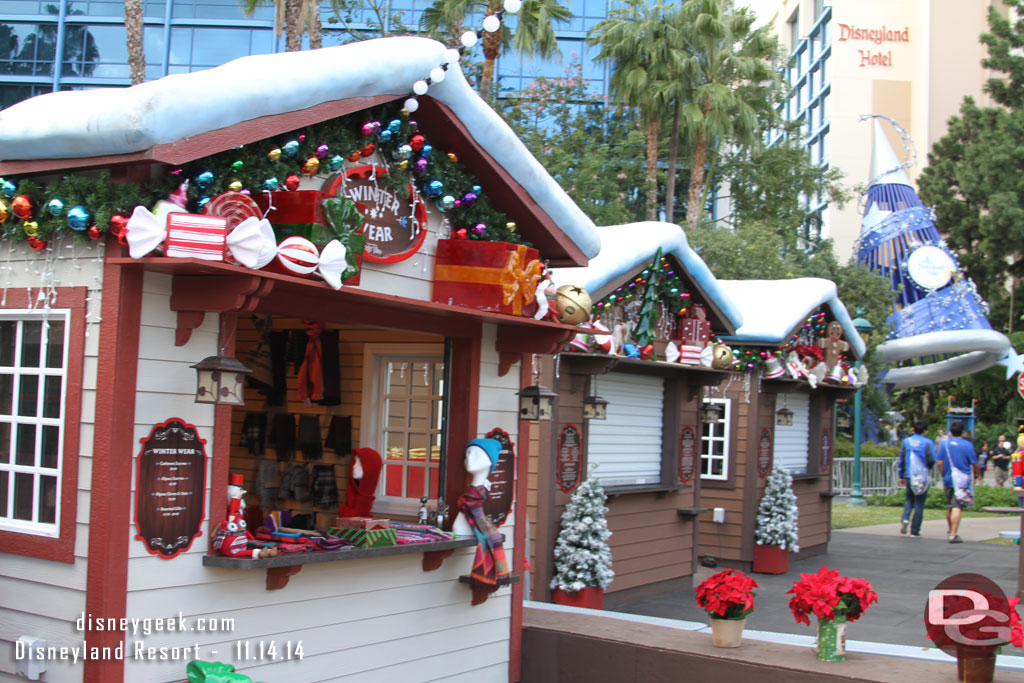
[849,311,874,507]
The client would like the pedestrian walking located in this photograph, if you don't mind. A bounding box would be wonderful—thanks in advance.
[936,420,979,544]
[976,441,989,485]
[898,420,935,538]
[991,435,1011,487]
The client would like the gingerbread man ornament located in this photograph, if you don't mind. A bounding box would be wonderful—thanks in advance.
[817,321,849,371]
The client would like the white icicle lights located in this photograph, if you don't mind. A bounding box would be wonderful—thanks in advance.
[754,465,800,551]
[550,474,614,593]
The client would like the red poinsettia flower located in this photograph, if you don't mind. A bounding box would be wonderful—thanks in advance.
[695,569,759,620]
[788,566,878,626]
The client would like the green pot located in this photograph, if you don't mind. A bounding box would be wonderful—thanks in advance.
[816,613,847,661]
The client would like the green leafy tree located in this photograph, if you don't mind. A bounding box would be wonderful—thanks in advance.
[588,0,681,220]
[420,0,571,101]
[327,0,411,42]
[501,62,647,226]
[674,0,780,229]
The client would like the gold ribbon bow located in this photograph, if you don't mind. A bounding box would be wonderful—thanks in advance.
[501,246,543,315]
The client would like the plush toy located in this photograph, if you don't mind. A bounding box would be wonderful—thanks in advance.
[227,472,246,517]
[214,499,278,559]
[817,321,850,371]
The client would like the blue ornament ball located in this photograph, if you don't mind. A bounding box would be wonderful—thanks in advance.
[388,119,402,134]
[195,171,214,189]
[379,130,393,142]
[421,144,433,159]
[66,205,91,231]
[426,180,444,197]
[264,177,280,191]
[197,196,211,209]
[1,180,15,198]
[328,155,345,172]
[47,198,65,217]
[282,140,300,157]
[438,195,456,212]
[393,144,413,161]
[472,185,482,194]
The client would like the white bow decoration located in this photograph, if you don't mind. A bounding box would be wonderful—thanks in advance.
[317,240,348,290]
[227,216,278,270]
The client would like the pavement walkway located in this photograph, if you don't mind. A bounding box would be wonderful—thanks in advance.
[614,515,1024,650]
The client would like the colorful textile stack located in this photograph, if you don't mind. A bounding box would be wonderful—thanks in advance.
[390,522,454,545]
[327,525,398,548]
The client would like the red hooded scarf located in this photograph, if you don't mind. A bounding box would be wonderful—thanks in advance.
[338,447,383,518]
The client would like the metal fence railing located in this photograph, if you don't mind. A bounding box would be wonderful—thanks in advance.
[832,457,899,497]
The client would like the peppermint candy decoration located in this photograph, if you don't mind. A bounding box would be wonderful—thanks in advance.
[276,236,320,276]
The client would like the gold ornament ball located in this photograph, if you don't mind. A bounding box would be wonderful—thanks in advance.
[302,157,320,175]
[397,160,409,171]
[0,199,8,223]
[506,222,516,232]
[554,285,592,325]
[447,152,458,163]
[23,220,39,237]
[228,180,243,192]
[711,343,734,370]
[268,148,282,161]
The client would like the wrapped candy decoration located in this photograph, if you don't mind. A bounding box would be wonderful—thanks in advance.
[272,236,349,290]
[679,344,704,365]
[569,322,593,352]
[591,321,614,354]
[808,363,827,389]
[785,351,808,380]
[664,341,681,363]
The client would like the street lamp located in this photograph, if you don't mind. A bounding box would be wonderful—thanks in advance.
[849,309,874,507]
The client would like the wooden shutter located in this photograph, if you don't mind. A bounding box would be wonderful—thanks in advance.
[587,373,664,487]
[774,393,810,474]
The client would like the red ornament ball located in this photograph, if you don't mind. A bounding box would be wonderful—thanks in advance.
[12,195,33,220]
[284,174,301,191]
[109,214,129,237]
[27,236,46,251]
[276,236,319,276]
[361,143,375,157]
[410,134,425,151]
[455,228,469,240]
[87,225,102,240]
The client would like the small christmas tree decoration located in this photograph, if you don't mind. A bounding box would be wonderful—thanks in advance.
[550,473,614,605]
[755,465,800,549]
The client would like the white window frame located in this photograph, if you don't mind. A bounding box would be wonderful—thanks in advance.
[700,397,731,481]
[360,343,445,517]
[0,310,70,537]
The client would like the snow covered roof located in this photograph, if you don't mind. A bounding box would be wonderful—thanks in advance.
[717,278,866,358]
[552,222,744,332]
[0,36,599,263]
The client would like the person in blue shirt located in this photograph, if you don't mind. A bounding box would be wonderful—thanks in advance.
[936,420,980,544]
[898,420,935,537]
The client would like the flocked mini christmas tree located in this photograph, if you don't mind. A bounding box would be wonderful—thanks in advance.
[550,474,614,593]
[754,466,800,551]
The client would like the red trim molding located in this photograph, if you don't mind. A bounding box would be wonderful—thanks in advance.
[84,242,144,683]
[0,287,87,563]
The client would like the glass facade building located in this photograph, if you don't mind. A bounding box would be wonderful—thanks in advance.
[0,0,612,110]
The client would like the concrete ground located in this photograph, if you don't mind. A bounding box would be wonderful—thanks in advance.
[614,515,1024,650]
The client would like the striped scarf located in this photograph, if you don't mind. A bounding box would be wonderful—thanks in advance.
[458,485,511,605]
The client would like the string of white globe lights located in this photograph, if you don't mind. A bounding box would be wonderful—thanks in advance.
[401,0,524,114]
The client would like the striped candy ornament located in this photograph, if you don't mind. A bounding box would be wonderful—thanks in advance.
[165,213,227,260]
[276,236,320,275]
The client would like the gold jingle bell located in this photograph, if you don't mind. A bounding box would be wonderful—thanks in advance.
[0,199,8,223]
[555,284,592,326]
[711,343,735,370]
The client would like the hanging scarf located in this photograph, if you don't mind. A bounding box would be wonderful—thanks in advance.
[457,484,511,605]
[297,320,325,402]
[338,448,382,518]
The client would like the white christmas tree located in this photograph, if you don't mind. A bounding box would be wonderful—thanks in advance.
[550,474,614,593]
[754,466,800,551]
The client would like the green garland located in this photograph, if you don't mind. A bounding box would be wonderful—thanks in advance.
[0,101,528,247]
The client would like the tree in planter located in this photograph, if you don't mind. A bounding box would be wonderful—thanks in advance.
[550,474,614,605]
[754,466,799,566]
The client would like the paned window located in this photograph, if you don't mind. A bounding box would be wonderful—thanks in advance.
[0,312,69,536]
[700,398,730,480]
[377,357,444,504]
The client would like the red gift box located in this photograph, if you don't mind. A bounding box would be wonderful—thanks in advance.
[432,239,543,317]
[675,319,711,345]
[334,516,390,530]
[165,213,227,260]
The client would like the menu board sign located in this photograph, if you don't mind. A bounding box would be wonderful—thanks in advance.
[757,428,773,478]
[483,428,515,527]
[133,418,208,559]
[678,426,696,483]
[557,424,582,493]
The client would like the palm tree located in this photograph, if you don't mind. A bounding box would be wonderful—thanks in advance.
[241,0,315,51]
[421,0,571,101]
[675,0,779,229]
[125,0,145,84]
[588,0,682,220]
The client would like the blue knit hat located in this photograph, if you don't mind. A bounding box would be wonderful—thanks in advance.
[467,438,502,473]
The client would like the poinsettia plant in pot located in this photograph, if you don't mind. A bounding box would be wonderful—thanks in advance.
[695,569,758,648]
[788,566,878,661]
